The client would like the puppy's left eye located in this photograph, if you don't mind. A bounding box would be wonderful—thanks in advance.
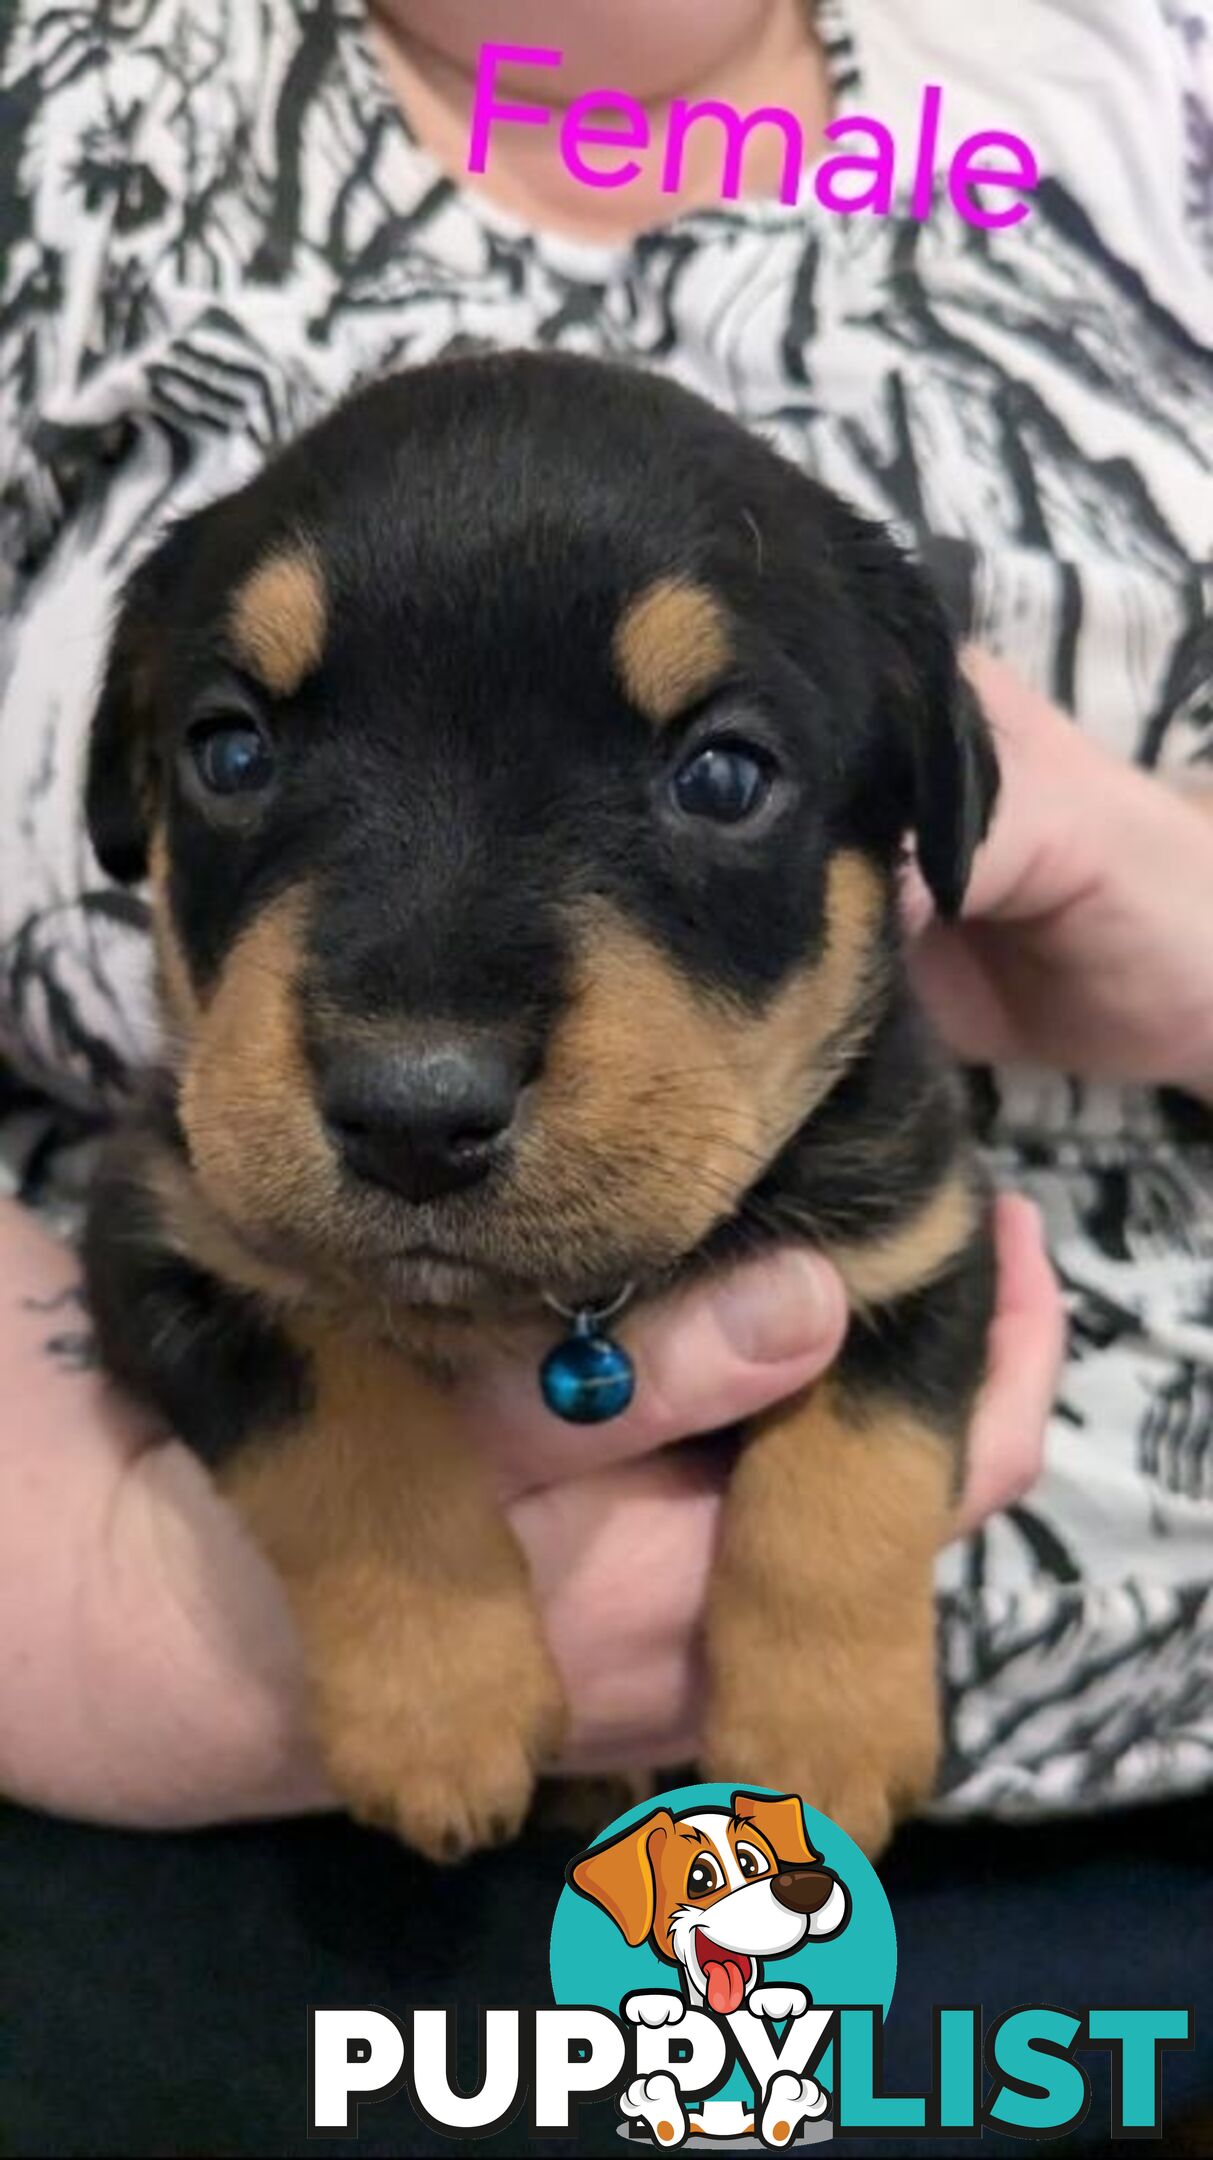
[188,716,275,797]
[671,743,772,825]
[735,1843,770,1880]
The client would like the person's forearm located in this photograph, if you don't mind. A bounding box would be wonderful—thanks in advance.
[1122,769,1213,1104]
[0,1195,330,1824]
[1176,781,1213,1100]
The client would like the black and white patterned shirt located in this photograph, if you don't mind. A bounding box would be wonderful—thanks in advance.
[1,0,1211,1815]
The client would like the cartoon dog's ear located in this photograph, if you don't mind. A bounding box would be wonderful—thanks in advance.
[852,528,1000,921]
[86,529,191,885]
[732,1792,820,1868]
[567,1808,677,1947]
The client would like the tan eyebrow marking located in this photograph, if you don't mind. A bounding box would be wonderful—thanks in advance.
[228,544,327,697]
[613,576,732,726]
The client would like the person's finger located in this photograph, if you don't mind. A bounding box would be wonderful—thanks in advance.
[903,650,1104,946]
[511,1448,723,1771]
[954,1193,1065,1535]
[86,1440,332,1826]
[898,852,936,939]
[464,1248,849,1498]
[906,917,1023,1066]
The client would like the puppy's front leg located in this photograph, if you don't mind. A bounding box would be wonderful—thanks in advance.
[702,1373,956,1858]
[221,1328,564,1861]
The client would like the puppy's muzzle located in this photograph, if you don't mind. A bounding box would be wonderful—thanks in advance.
[321,1035,525,1204]
[770,1866,839,1916]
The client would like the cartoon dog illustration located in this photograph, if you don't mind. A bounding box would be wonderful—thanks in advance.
[569,1791,850,2147]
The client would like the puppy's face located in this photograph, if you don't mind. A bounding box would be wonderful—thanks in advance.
[88,355,995,1316]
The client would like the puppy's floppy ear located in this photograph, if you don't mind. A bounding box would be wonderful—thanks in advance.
[567,1808,676,1947]
[86,531,187,885]
[732,1791,820,1868]
[899,625,999,920]
[858,532,1000,919]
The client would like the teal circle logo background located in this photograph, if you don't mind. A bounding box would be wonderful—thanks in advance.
[549,1781,897,2028]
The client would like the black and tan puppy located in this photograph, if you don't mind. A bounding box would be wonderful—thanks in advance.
[83,352,998,1862]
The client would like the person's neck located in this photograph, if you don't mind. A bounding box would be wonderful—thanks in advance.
[368,0,832,242]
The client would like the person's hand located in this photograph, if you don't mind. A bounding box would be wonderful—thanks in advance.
[0,1203,842,1825]
[906,649,1213,1100]
[0,1188,1059,1824]
[507,1191,1062,1770]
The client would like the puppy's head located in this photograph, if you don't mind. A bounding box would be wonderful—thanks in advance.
[87,353,996,1316]
[569,1791,849,2005]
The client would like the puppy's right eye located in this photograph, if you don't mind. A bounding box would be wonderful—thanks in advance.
[687,1854,723,1898]
[671,742,771,825]
[188,717,275,797]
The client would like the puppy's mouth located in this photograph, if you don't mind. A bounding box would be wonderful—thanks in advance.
[695,1932,754,2015]
[212,1187,650,1321]
[378,1249,644,1327]
[374,1245,539,1315]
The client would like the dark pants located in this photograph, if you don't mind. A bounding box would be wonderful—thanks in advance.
[3,1793,1210,2157]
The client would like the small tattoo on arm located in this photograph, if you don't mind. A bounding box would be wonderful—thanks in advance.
[23,1282,99,1373]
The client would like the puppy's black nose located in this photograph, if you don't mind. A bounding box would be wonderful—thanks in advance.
[770,1867,838,1916]
[322,1039,521,1203]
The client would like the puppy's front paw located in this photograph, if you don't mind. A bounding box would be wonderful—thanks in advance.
[314,1604,565,1862]
[703,1658,938,1859]
[704,1374,954,1859]
[326,1713,554,1861]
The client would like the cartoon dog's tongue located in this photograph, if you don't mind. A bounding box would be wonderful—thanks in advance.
[696,1933,752,2014]
[706,1958,747,2015]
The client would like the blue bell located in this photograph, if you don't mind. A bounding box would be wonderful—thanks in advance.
[540,1312,636,1424]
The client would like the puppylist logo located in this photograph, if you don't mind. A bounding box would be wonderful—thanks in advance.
[307,1781,1193,2149]
[553,1785,878,2147]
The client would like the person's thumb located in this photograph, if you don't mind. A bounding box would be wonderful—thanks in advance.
[469,1249,850,1496]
